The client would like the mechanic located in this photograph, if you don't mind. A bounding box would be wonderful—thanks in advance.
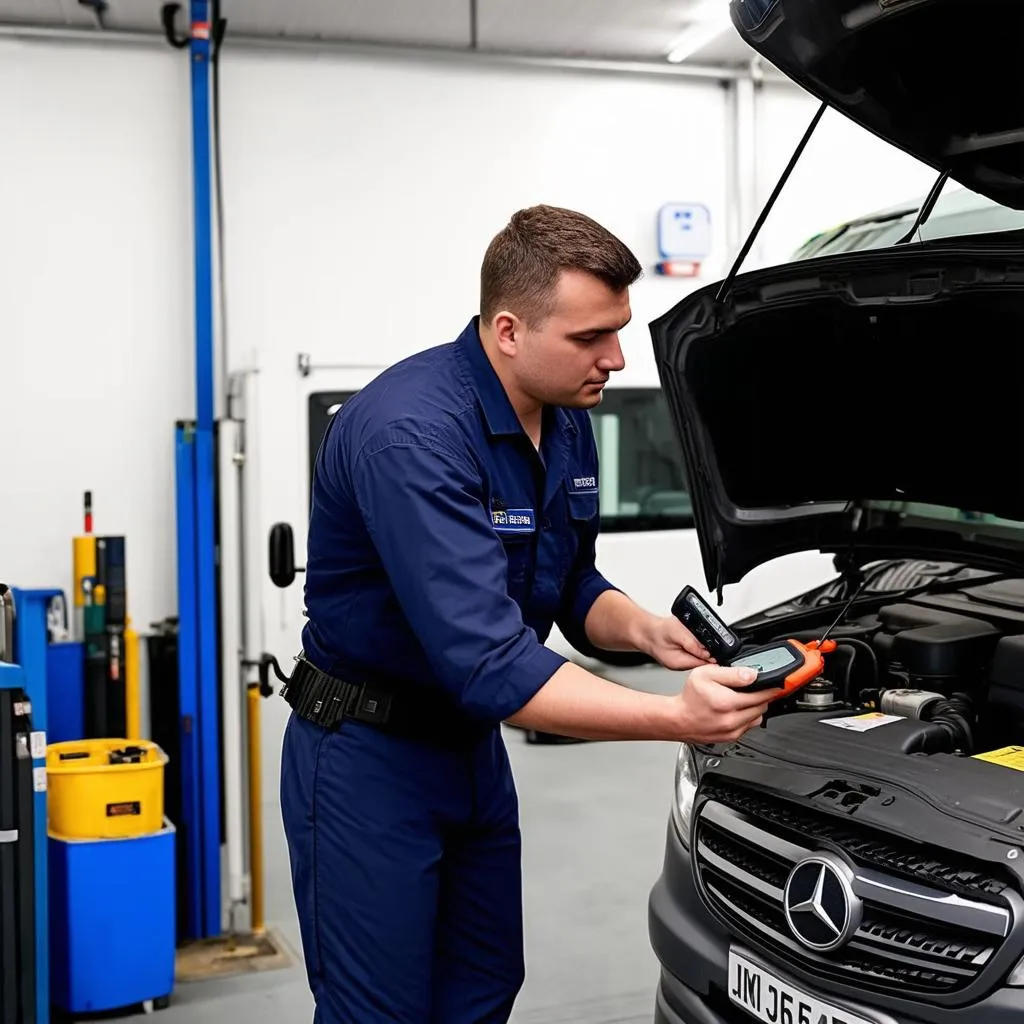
[279,204,772,1024]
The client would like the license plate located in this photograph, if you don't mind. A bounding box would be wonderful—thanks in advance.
[728,951,878,1024]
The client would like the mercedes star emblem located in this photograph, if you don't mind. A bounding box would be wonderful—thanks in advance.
[783,853,863,952]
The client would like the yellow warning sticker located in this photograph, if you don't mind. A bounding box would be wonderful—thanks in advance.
[973,746,1024,771]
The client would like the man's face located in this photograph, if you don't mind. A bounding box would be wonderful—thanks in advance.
[511,269,630,409]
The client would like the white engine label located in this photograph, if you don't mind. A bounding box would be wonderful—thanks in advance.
[822,712,904,733]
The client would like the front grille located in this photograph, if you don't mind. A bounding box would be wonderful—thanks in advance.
[693,780,1014,1001]
[701,780,1008,903]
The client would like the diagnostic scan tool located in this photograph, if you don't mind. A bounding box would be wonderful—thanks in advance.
[671,586,744,664]
[672,585,835,700]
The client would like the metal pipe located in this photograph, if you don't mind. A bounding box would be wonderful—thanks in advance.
[0,21,789,83]
[218,418,247,927]
[0,24,162,46]
[238,366,264,675]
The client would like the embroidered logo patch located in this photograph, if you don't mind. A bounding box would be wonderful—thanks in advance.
[491,508,536,534]
[570,475,598,494]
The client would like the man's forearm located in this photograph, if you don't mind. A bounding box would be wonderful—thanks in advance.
[581,588,658,654]
[506,661,678,740]
[506,659,769,744]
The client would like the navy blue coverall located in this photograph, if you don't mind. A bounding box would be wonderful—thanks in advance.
[280,318,617,1023]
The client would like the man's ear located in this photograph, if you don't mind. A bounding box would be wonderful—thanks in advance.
[493,311,519,357]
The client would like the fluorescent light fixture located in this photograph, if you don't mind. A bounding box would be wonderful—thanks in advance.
[666,0,733,63]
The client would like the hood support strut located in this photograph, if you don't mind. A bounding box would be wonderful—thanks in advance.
[894,169,951,245]
[716,100,827,304]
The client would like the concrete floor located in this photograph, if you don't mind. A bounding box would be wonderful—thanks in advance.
[157,666,682,1024]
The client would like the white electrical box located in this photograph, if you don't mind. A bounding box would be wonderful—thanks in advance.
[658,203,712,260]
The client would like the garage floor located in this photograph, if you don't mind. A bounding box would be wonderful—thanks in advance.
[154,666,681,1024]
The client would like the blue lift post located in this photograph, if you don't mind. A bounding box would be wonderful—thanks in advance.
[173,425,204,939]
[3,589,53,1024]
[174,0,222,940]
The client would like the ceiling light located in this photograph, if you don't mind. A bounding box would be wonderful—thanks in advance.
[688,0,727,20]
[666,1,733,63]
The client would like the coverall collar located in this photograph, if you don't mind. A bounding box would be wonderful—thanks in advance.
[456,318,579,441]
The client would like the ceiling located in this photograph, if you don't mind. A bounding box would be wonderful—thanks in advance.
[0,0,758,67]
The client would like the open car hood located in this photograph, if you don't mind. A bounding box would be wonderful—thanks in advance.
[649,240,1024,596]
[732,0,1024,209]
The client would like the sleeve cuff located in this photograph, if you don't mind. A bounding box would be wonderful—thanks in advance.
[565,571,619,640]
[488,638,568,723]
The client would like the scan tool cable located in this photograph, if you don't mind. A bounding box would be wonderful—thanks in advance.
[816,578,868,648]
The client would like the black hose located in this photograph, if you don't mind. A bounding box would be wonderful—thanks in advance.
[922,695,975,753]
[832,637,879,690]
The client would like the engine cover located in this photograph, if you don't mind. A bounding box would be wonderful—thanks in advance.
[760,708,956,756]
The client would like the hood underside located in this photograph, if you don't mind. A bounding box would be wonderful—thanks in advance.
[650,241,1024,592]
[731,0,1024,210]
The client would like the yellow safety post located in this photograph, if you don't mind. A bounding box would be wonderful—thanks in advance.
[247,683,265,935]
[73,490,97,641]
[125,619,141,740]
[72,535,96,640]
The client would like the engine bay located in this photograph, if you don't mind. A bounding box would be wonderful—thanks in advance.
[752,580,1024,765]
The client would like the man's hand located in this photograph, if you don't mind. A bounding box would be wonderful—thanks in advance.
[506,660,780,744]
[673,663,779,743]
[637,613,714,671]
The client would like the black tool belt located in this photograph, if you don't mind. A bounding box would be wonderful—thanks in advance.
[281,656,396,731]
[281,655,481,745]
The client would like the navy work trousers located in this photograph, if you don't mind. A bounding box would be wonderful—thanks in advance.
[280,712,526,1023]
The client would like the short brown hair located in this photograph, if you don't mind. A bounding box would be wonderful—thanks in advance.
[480,205,642,326]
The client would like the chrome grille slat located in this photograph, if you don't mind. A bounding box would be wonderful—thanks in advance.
[697,840,785,903]
[844,938,980,978]
[853,927,991,971]
[701,799,809,863]
[853,864,1010,938]
[694,788,1012,999]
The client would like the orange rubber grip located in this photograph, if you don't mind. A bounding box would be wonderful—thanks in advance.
[770,638,836,702]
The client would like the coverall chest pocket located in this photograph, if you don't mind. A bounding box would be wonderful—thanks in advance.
[564,490,599,566]
[499,532,533,598]
[567,490,599,527]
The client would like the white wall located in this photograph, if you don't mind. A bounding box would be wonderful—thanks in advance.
[217,50,734,788]
[0,39,192,634]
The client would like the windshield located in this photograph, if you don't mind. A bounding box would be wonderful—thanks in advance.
[791,187,1024,261]
[589,388,693,533]
[866,500,1024,538]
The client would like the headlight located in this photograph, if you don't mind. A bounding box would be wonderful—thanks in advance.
[670,743,700,846]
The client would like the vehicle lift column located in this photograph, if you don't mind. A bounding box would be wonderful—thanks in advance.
[174,0,222,941]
